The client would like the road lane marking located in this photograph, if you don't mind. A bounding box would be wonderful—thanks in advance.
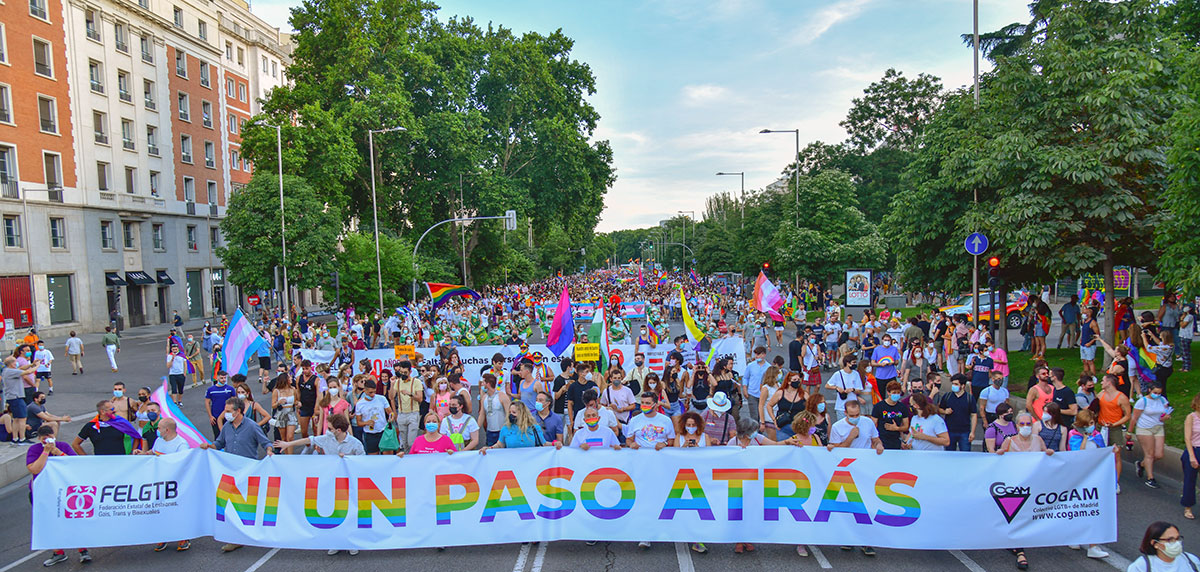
[674,542,695,572]
[511,542,532,572]
[0,551,45,572]
[1102,547,1132,571]
[810,545,833,569]
[243,547,279,572]
[949,550,986,572]
[530,542,548,572]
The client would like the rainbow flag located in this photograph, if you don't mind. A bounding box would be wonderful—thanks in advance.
[657,271,669,288]
[646,321,660,345]
[151,379,209,448]
[427,282,481,312]
[1125,338,1157,382]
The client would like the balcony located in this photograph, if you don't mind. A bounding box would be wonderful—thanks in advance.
[99,191,115,201]
[0,177,18,199]
[179,111,190,121]
[142,51,153,64]
[209,203,218,216]
[119,90,132,103]
[116,40,128,53]
[175,65,186,77]
[40,119,56,133]
[0,108,10,124]
[144,97,156,111]
[94,133,108,144]
[202,117,212,128]
[86,27,101,41]
[148,145,159,156]
[185,201,195,215]
[122,139,135,151]
[90,80,105,94]
[200,77,210,88]
[47,187,63,202]
[29,0,47,19]
[204,158,215,168]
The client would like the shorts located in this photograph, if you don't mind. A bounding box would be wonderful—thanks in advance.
[486,430,500,447]
[274,409,298,428]
[1035,323,1048,337]
[665,401,683,416]
[7,397,27,419]
[299,406,315,418]
[259,356,271,370]
[774,325,784,332]
[363,431,383,454]
[35,371,51,381]
[1135,424,1165,437]
[1104,426,1125,448]
[168,374,186,394]
[1079,344,1097,361]
[825,342,837,353]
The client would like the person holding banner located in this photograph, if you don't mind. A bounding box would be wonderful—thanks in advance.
[826,399,883,557]
[27,425,91,566]
[568,405,622,450]
[354,380,394,455]
[402,412,458,455]
[483,402,546,450]
[440,394,480,450]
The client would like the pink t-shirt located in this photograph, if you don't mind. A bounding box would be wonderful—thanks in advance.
[989,348,1009,376]
[409,434,457,454]
[323,399,350,431]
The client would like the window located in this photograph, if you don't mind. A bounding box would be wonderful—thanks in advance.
[210,226,220,249]
[42,153,61,189]
[261,56,267,71]
[117,70,132,102]
[203,141,214,168]
[114,23,128,53]
[225,78,234,97]
[85,10,101,41]
[146,125,159,155]
[228,114,237,133]
[149,170,160,196]
[225,41,232,61]
[92,110,107,144]
[30,0,48,20]
[121,119,134,150]
[199,62,210,87]
[186,225,197,251]
[206,180,217,204]
[138,0,148,9]
[177,92,189,121]
[201,101,212,127]
[33,39,53,78]
[96,161,110,191]
[271,61,278,78]
[236,46,244,65]
[100,220,114,249]
[152,223,164,249]
[0,146,16,199]
[143,79,156,110]
[0,24,9,65]
[124,166,135,193]
[180,135,192,163]
[88,60,104,93]
[183,176,194,201]
[4,215,22,247]
[49,217,66,248]
[140,35,153,63]
[0,85,12,124]
[197,20,207,40]
[238,83,246,102]
[173,6,183,28]
[230,149,239,169]
[38,96,56,133]
[122,221,135,249]
[175,50,187,77]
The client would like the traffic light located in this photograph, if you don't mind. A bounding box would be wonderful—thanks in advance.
[987,256,1002,289]
[762,262,771,271]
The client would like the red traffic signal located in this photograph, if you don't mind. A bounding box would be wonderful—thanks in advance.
[762,262,771,270]
[987,256,1000,268]
[987,257,1002,288]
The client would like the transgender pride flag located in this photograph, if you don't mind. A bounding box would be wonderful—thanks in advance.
[221,308,266,375]
[151,379,209,447]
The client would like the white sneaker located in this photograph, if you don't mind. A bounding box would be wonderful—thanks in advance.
[1068,545,1081,550]
[1087,546,1109,559]
[1116,484,1121,495]
[326,549,339,555]
[638,541,651,549]
[348,550,359,556]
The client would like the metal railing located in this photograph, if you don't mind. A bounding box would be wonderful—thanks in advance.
[40,118,57,132]
[90,80,104,93]
[29,0,47,19]
[147,145,159,156]
[0,177,18,199]
[181,153,192,163]
[86,27,101,41]
[94,133,108,144]
[144,97,156,110]
[35,62,52,77]
[119,90,132,103]
[122,139,135,151]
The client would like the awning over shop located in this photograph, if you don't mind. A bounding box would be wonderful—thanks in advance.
[125,271,156,285]
[104,272,127,287]
[156,270,175,285]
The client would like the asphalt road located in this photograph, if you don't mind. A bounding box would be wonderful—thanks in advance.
[2,316,1187,572]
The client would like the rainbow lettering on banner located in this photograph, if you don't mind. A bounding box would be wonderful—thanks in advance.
[216,475,260,526]
[763,468,811,522]
[873,472,921,526]
[262,476,280,527]
[712,468,759,520]
[535,468,576,520]
[659,469,714,520]
[580,468,636,520]
[304,477,350,529]
[815,460,871,524]
[435,474,480,525]
[480,471,535,523]
[357,477,406,528]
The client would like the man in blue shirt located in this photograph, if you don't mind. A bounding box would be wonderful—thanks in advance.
[870,334,902,388]
[1058,294,1080,349]
[204,370,236,439]
[532,391,564,443]
[936,374,977,451]
[742,347,770,422]
[966,343,994,401]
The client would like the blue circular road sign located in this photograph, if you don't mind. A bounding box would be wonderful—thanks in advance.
[965,232,989,256]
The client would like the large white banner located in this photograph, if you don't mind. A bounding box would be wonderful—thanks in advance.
[298,337,749,386]
[32,448,1115,551]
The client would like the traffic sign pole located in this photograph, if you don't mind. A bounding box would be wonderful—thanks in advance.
[973,255,979,328]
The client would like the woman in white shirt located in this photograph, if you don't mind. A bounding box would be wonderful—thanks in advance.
[905,393,949,451]
[1130,383,1171,489]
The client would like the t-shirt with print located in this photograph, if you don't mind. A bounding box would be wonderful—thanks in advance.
[968,355,993,388]
[625,413,675,448]
[871,400,909,449]
[908,414,948,451]
[571,426,620,449]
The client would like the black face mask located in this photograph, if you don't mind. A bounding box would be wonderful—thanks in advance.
[508,414,518,424]
[790,381,801,389]
[138,395,149,402]
[448,406,460,415]
[1002,414,1013,422]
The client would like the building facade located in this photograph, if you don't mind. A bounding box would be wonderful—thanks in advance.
[0,0,292,336]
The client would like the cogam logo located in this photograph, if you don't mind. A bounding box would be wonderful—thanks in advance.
[990,482,1030,524]
[64,485,97,519]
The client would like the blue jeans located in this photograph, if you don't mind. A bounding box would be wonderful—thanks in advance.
[1183,447,1200,508]
[945,431,971,451]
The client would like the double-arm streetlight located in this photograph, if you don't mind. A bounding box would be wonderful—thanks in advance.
[759,129,800,226]
[368,126,407,314]
[714,171,744,228]
[263,123,289,316]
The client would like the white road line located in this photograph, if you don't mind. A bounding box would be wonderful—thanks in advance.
[511,542,532,572]
[0,551,45,572]
[243,547,280,572]
[810,545,833,569]
[949,550,986,572]
[530,541,548,572]
[1102,547,1133,571]
[674,542,695,572]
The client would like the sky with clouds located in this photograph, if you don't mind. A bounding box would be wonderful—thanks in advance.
[247,0,1034,232]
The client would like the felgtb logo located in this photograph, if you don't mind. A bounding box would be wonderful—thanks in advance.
[64,486,97,519]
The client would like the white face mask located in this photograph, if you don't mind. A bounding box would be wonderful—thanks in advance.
[1162,540,1184,558]
[1041,413,1051,423]
[329,387,339,396]
[224,412,236,422]
[1018,426,1032,438]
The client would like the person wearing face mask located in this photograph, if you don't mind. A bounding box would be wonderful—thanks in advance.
[232,381,271,428]
[700,391,737,446]
[826,400,883,557]
[869,381,909,450]
[965,343,994,402]
[1129,521,1199,572]
[674,411,708,448]
[354,379,394,455]
[432,376,455,419]
[1033,402,1068,452]
[317,381,351,435]
[767,372,807,439]
[110,381,135,421]
[201,395,273,566]
[389,362,422,450]
[870,334,901,394]
[203,371,236,439]
[28,425,92,566]
[550,357,575,419]
[165,346,188,407]
[936,373,977,451]
[482,402,546,451]
[1131,383,1172,489]
[997,412,1053,455]
[1182,395,1200,520]
[625,353,651,395]
[742,347,769,423]
[978,372,1010,424]
[271,371,299,452]
[826,356,867,423]
[32,341,54,398]
[403,412,458,455]
[26,391,70,437]
[71,400,139,456]
[531,391,564,444]
[184,333,203,387]
[439,394,481,450]
[515,362,546,415]
[566,363,598,423]
[983,403,1017,453]
[903,393,949,451]
[600,371,636,436]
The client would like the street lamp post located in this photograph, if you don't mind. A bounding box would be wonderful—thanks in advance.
[715,172,744,228]
[411,212,514,301]
[368,126,407,314]
[676,210,694,270]
[759,129,800,226]
[265,124,290,318]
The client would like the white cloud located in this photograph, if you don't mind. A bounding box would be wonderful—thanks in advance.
[680,84,731,107]
[792,0,872,46]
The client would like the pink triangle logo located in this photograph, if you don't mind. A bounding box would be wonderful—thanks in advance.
[990,482,1030,523]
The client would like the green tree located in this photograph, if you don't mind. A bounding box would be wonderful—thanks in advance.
[1157,46,1200,293]
[217,173,342,291]
[773,171,885,284]
[839,68,944,152]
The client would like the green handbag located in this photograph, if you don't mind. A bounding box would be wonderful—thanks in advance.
[378,423,400,452]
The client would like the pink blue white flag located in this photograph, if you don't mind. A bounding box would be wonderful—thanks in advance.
[221,308,266,376]
[150,379,209,448]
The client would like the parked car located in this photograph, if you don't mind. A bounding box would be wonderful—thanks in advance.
[940,289,1029,330]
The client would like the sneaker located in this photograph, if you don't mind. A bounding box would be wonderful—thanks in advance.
[744,543,755,552]
[154,543,168,552]
[1116,484,1121,495]
[585,541,598,546]
[176,541,190,551]
[1087,546,1109,559]
[1146,478,1161,489]
[43,553,68,567]
[1136,462,1145,478]
[862,546,876,556]
[348,550,358,556]
[690,543,707,554]
[1068,545,1081,550]
[79,550,91,563]
[734,543,744,554]
[638,541,651,549]
[840,546,853,551]
[327,550,339,555]
[796,545,809,557]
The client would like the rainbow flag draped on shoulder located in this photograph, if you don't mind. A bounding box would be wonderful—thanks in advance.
[1125,338,1157,382]
[427,282,481,312]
